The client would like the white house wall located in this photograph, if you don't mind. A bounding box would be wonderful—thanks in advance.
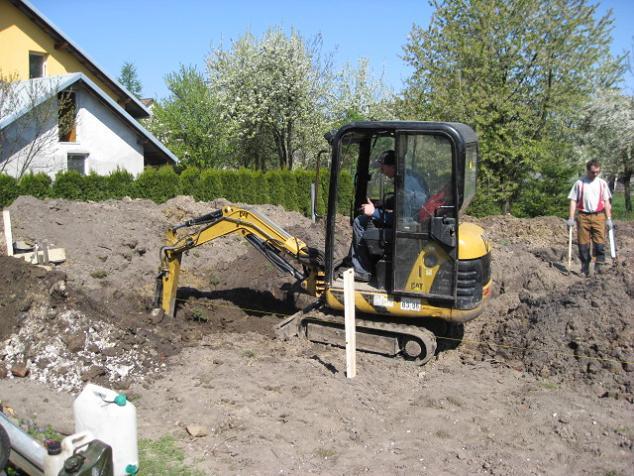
[0,97,60,178]
[74,88,144,176]
[1,85,144,179]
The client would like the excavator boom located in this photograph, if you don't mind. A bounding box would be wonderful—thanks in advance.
[154,206,324,317]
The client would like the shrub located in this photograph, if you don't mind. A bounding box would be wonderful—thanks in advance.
[82,172,108,201]
[107,169,135,199]
[237,168,258,205]
[266,170,286,209]
[318,171,330,216]
[18,173,51,199]
[253,172,269,204]
[198,169,224,201]
[134,166,180,203]
[466,195,498,217]
[0,174,19,207]
[179,167,200,198]
[337,171,354,216]
[52,170,84,199]
[220,169,241,203]
[512,158,573,218]
[294,170,314,215]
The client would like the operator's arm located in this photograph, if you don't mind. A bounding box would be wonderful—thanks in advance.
[568,199,577,221]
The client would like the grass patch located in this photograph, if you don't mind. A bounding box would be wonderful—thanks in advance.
[138,435,204,476]
[90,269,108,279]
[539,380,559,390]
[315,447,337,459]
[435,429,451,439]
[190,308,207,322]
[611,192,633,221]
[24,422,61,443]
[241,349,256,358]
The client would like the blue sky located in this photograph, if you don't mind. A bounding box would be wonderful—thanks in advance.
[30,0,634,100]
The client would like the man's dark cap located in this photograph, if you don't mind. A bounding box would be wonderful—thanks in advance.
[374,150,395,167]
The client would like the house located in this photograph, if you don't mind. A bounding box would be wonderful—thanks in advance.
[0,0,177,179]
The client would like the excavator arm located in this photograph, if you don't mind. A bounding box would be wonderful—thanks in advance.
[154,206,324,317]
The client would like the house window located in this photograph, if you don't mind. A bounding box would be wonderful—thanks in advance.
[58,91,77,142]
[29,52,46,78]
[67,153,87,175]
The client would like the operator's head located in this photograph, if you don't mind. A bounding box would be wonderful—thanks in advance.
[375,150,396,178]
[586,159,601,180]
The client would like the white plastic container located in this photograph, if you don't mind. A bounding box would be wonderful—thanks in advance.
[43,431,94,476]
[73,383,138,475]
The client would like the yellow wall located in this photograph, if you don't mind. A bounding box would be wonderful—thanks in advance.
[0,1,119,103]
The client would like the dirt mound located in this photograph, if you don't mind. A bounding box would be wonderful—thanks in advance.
[472,217,634,399]
[492,267,633,396]
[0,256,68,340]
[4,197,633,400]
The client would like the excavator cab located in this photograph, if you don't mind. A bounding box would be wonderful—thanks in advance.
[322,122,490,322]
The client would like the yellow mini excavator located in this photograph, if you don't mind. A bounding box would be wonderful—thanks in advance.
[154,121,492,364]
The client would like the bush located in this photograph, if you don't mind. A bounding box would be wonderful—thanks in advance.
[197,169,224,201]
[107,169,135,199]
[337,171,354,215]
[237,168,258,205]
[279,169,297,211]
[466,191,501,217]
[52,170,84,199]
[18,173,51,199]
[179,167,200,198]
[0,174,19,207]
[294,170,314,215]
[220,169,241,203]
[318,171,330,216]
[82,173,108,201]
[266,170,286,209]
[253,172,269,204]
[512,158,573,218]
[134,166,180,203]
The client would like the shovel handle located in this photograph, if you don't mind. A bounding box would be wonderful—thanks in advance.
[567,226,573,272]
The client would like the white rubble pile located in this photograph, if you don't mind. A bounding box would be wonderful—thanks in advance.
[1,306,162,392]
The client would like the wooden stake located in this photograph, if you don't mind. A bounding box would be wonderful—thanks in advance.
[2,209,13,256]
[343,268,356,378]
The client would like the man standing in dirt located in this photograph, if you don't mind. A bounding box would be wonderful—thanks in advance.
[566,159,613,276]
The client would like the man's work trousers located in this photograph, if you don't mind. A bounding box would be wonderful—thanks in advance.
[576,212,606,266]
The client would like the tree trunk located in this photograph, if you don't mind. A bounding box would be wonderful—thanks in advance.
[623,171,632,212]
[272,129,286,169]
[286,122,293,170]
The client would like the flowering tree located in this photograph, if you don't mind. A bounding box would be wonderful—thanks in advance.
[207,29,332,170]
[579,89,634,211]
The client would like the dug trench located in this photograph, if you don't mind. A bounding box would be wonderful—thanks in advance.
[0,196,632,475]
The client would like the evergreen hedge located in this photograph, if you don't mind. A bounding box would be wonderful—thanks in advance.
[0,167,353,216]
[0,174,18,207]
[18,173,51,199]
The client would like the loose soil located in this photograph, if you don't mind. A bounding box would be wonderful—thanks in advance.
[1,196,632,475]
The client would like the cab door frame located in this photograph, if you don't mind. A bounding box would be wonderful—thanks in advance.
[390,126,463,304]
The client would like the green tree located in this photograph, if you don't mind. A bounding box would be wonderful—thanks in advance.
[146,66,234,169]
[402,0,624,213]
[118,62,143,99]
[207,28,332,170]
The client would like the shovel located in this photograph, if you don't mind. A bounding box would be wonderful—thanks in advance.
[567,225,573,275]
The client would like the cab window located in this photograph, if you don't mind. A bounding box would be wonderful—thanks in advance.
[397,134,454,232]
